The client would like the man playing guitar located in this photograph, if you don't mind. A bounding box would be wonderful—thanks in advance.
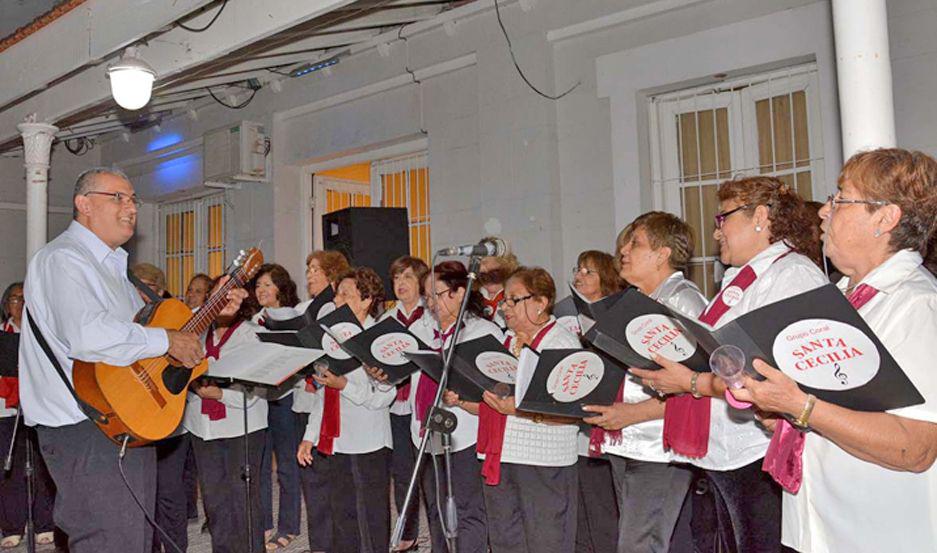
[18,168,247,553]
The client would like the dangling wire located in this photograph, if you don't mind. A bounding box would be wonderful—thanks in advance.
[177,0,228,33]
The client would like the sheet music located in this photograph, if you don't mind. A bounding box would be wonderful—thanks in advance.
[265,306,304,321]
[513,347,539,408]
[207,341,324,386]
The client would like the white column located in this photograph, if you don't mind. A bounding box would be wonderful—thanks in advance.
[832,0,896,159]
[18,116,59,262]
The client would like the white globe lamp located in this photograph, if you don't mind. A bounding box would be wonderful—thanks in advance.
[107,47,157,110]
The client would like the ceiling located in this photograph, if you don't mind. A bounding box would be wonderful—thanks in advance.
[0,0,466,153]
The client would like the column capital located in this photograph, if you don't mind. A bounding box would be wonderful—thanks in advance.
[18,115,59,170]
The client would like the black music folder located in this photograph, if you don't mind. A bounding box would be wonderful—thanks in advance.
[404,335,517,403]
[0,333,18,377]
[259,305,362,376]
[584,287,710,372]
[514,346,627,418]
[262,286,336,331]
[329,317,434,384]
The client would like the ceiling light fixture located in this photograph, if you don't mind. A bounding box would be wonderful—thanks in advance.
[107,47,157,110]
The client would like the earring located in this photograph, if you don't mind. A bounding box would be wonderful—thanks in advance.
[874,229,881,237]
[755,225,763,232]
[537,309,543,315]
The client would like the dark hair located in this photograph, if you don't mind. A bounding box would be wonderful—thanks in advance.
[389,256,430,295]
[718,176,820,265]
[338,267,386,318]
[576,250,625,297]
[1,282,23,322]
[187,273,213,290]
[431,260,486,318]
[507,267,557,315]
[840,148,937,256]
[306,250,351,284]
[252,263,299,308]
[211,276,258,324]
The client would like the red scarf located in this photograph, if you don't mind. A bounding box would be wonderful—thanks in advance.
[317,384,342,455]
[482,289,504,322]
[201,322,242,421]
[395,306,425,402]
[762,283,878,493]
[414,325,457,433]
[0,320,17,409]
[478,321,556,486]
[663,250,791,457]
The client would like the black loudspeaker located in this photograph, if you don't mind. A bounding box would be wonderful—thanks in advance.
[322,207,410,294]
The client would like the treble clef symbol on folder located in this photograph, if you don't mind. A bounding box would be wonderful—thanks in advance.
[833,362,848,386]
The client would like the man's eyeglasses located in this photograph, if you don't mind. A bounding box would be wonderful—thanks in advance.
[500,294,533,308]
[826,192,888,211]
[84,191,142,208]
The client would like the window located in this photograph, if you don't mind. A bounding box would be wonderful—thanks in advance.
[373,152,431,263]
[650,63,824,296]
[159,194,227,297]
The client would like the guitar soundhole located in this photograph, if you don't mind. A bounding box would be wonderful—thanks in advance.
[162,365,193,395]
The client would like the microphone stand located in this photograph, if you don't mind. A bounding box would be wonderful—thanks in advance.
[390,256,481,553]
[4,408,36,553]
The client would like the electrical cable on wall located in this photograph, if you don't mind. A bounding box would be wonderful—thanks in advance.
[206,87,257,110]
[493,0,580,100]
[177,0,228,33]
[64,137,94,156]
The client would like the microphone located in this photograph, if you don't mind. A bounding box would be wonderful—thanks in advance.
[436,237,506,257]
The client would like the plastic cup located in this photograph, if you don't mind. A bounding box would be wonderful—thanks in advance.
[709,344,752,409]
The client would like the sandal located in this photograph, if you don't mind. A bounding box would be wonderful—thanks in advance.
[0,535,21,549]
[265,534,298,551]
[37,532,55,545]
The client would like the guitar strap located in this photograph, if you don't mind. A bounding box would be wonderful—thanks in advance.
[127,270,165,304]
[24,307,108,424]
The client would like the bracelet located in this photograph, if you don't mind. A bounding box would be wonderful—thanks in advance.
[689,373,702,399]
[532,413,544,424]
[793,394,817,429]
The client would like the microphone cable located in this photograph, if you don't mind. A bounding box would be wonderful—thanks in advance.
[118,437,185,553]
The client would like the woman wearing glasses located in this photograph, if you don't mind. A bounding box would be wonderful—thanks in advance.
[568,251,623,553]
[1,283,56,549]
[452,267,581,553]
[632,177,826,552]
[581,212,706,553]
[732,149,937,553]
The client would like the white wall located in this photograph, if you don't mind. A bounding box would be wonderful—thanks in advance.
[13,0,922,294]
[0,146,100,289]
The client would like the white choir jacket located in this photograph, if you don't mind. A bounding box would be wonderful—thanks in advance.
[379,300,431,416]
[408,316,505,454]
[1,318,19,417]
[183,322,269,441]
[675,241,828,471]
[301,316,397,455]
[290,296,337,415]
[499,318,581,467]
[783,250,937,553]
[602,272,708,463]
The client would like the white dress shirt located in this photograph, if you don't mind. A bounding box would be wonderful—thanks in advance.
[379,300,431,416]
[301,316,397,454]
[183,322,269,440]
[1,319,19,417]
[675,242,828,471]
[408,316,505,454]
[783,250,937,553]
[19,221,169,427]
[500,319,581,467]
[603,272,708,463]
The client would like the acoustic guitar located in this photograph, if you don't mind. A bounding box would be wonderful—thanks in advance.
[73,248,263,447]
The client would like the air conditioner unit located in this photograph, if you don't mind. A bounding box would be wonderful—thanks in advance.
[203,121,267,182]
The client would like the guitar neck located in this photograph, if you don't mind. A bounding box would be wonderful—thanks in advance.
[182,270,246,335]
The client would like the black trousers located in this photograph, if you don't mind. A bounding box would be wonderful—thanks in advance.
[329,448,391,553]
[153,434,191,552]
[705,459,782,553]
[260,395,301,536]
[421,447,488,553]
[574,456,618,553]
[0,417,55,537]
[294,412,332,552]
[183,442,199,519]
[36,420,156,553]
[191,430,266,553]
[390,413,419,542]
[483,462,578,553]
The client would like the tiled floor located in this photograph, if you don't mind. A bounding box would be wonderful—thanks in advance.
[8,484,433,553]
